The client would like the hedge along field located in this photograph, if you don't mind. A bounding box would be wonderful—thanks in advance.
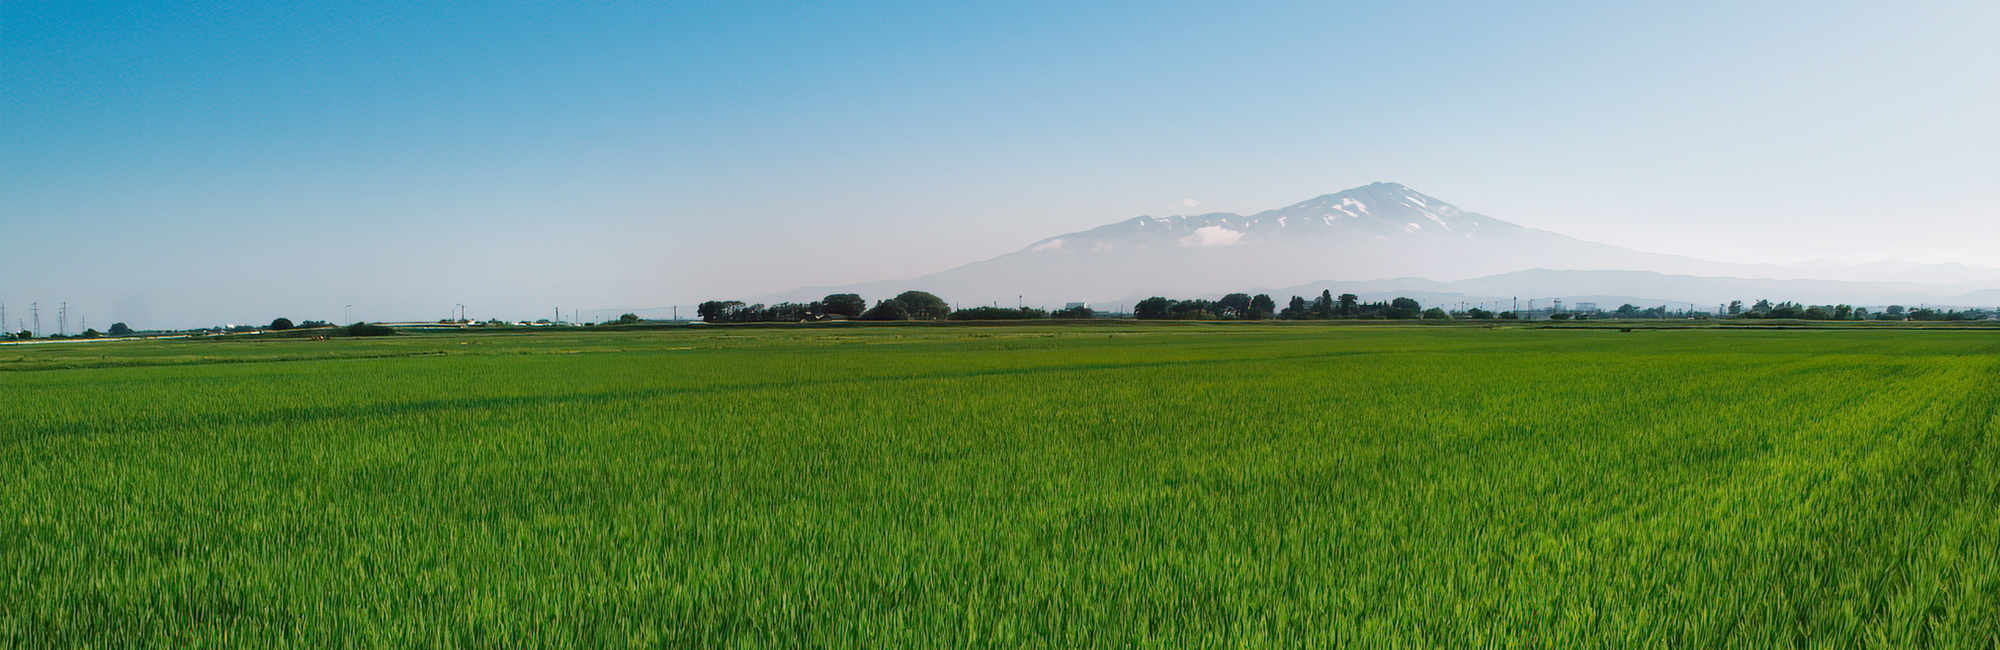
[2,325,1998,647]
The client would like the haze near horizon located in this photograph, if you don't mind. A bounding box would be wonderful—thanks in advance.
[5,2,1997,329]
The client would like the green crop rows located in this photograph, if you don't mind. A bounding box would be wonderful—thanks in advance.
[3,325,1997,646]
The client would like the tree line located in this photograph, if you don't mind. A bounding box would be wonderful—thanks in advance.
[693,289,1454,323]
[6,322,137,341]
[698,291,1108,323]
[1133,291,1453,320]
[1,319,391,342]
[1717,300,1990,321]
[699,292,948,323]
[692,288,2000,325]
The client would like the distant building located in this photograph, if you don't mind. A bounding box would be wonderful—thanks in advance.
[1064,302,1086,310]
[1574,302,1599,313]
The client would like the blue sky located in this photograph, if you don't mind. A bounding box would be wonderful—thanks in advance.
[4,1,1997,328]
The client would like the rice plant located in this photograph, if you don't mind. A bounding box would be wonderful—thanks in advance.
[2,325,1995,646]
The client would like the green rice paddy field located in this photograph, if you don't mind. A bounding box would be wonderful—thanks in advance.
[4,324,1998,647]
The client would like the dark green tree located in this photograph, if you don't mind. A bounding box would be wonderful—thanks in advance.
[1337,293,1360,316]
[270,318,295,330]
[1168,300,1220,319]
[819,294,867,318]
[756,303,813,322]
[1312,290,1334,318]
[1387,297,1422,319]
[108,322,133,336]
[697,301,746,323]
[1134,297,1175,320]
[893,291,950,320]
[618,313,641,324]
[858,300,912,321]
[1218,294,1252,318]
[1280,295,1307,319]
[345,322,396,337]
[1250,294,1276,319]
[951,306,1048,320]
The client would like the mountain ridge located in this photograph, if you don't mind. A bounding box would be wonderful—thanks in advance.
[760,183,2000,309]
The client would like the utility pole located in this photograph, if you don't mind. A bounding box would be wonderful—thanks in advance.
[31,302,40,338]
[58,303,67,337]
[345,305,353,325]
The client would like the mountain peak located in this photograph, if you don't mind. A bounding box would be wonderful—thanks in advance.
[1258,182,1478,232]
[1286,181,1444,210]
[1011,183,1509,259]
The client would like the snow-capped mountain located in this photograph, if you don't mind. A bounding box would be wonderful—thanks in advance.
[1021,182,1517,252]
[763,183,2000,309]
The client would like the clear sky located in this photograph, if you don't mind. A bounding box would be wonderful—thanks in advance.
[5,1,1997,329]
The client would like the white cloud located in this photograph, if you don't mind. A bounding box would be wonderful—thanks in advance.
[1178,225,1245,247]
[1180,199,1202,207]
